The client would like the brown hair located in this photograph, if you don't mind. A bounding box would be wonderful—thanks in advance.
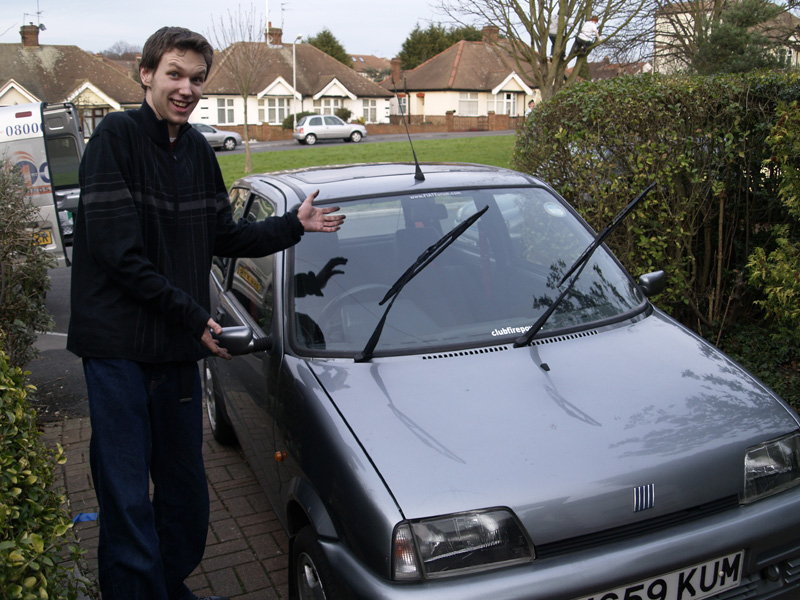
[139,27,214,90]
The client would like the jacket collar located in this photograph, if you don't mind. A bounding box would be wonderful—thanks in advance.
[135,100,192,149]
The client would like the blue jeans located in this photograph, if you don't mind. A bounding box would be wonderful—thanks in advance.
[84,358,209,600]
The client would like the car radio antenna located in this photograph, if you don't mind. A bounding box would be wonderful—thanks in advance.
[392,75,425,181]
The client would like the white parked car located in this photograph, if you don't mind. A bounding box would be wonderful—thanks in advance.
[293,114,366,145]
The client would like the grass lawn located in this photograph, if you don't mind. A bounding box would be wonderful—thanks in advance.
[215,134,517,189]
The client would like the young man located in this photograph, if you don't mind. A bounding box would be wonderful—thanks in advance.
[67,27,343,600]
[574,15,602,56]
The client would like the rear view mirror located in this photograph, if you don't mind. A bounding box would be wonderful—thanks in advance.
[638,270,666,298]
[211,326,271,355]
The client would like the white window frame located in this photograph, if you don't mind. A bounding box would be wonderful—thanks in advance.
[217,98,234,124]
[362,98,377,123]
[458,92,479,116]
[313,97,342,115]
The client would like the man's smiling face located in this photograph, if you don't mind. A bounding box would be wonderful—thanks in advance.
[140,47,207,138]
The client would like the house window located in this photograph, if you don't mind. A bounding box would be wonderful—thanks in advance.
[217,98,234,123]
[397,95,407,116]
[496,92,517,116]
[81,107,108,136]
[363,99,377,123]
[258,99,265,123]
[459,92,479,116]
[268,98,290,124]
[313,98,341,115]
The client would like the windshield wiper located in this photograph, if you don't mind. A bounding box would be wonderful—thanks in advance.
[514,182,656,348]
[354,204,489,362]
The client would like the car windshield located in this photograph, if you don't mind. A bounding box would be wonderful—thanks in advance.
[291,186,645,356]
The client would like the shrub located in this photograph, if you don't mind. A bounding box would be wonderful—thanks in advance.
[513,72,800,342]
[0,159,54,369]
[334,107,352,123]
[0,340,92,599]
[747,100,800,348]
[282,111,316,130]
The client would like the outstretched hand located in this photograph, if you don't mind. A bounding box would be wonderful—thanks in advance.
[201,318,232,361]
[297,190,345,233]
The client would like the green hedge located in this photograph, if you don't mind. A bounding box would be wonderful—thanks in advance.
[0,160,54,369]
[513,72,799,332]
[513,72,800,407]
[0,342,92,599]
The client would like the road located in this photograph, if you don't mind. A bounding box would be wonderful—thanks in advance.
[224,128,516,155]
[28,263,88,421]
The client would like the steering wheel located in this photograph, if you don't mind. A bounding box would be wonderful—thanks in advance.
[318,284,392,331]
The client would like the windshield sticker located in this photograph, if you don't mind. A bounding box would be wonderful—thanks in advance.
[492,325,531,337]
[544,202,567,217]
[409,191,463,199]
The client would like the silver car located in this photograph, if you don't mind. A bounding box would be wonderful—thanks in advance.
[191,122,242,151]
[205,163,800,600]
[292,114,366,145]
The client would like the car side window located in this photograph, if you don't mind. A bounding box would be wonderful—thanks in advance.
[212,187,253,282]
[229,194,276,333]
[309,116,323,126]
[324,116,340,126]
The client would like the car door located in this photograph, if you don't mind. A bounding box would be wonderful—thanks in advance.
[212,188,286,507]
[306,115,324,138]
[195,123,221,147]
[323,115,348,139]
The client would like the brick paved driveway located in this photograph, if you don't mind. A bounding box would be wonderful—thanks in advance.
[42,415,290,599]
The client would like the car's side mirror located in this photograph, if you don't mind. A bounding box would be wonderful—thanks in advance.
[638,270,666,298]
[212,325,272,355]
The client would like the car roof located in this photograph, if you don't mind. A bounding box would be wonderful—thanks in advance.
[233,163,543,206]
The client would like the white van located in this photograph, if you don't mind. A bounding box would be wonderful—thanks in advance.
[0,102,85,266]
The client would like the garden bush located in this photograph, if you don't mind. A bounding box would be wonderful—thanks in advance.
[0,159,54,369]
[334,107,353,122]
[0,340,91,599]
[282,111,316,130]
[513,72,800,407]
[747,100,800,347]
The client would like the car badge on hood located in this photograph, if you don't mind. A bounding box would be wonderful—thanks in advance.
[634,484,655,512]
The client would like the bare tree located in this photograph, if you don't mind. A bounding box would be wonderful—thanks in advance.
[437,0,653,100]
[650,0,800,74]
[207,5,272,174]
[101,40,142,60]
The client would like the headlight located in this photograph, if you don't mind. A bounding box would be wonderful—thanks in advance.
[743,432,800,503]
[392,508,533,581]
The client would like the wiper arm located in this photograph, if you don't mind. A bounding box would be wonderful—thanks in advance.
[514,182,656,348]
[354,205,489,362]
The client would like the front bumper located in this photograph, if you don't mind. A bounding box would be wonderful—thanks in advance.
[320,485,800,599]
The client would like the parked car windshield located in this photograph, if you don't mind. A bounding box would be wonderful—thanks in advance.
[291,186,645,356]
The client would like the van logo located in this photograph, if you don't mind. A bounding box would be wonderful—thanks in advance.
[633,484,655,512]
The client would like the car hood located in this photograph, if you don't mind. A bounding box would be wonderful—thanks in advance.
[306,310,799,545]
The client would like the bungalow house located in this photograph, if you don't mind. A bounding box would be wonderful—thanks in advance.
[587,57,653,80]
[194,27,393,136]
[0,24,143,135]
[350,54,392,82]
[380,26,539,129]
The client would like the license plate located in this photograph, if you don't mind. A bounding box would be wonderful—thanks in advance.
[576,550,744,600]
[34,229,53,246]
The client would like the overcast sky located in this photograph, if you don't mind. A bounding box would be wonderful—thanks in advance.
[6,0,451,59]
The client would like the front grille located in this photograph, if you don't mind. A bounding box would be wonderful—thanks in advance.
[536,496,740,559]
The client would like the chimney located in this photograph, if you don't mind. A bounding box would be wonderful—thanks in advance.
[482,25,499,43]
[266,22,283,46]
[21,23,40,47]
[390,58,402,85]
